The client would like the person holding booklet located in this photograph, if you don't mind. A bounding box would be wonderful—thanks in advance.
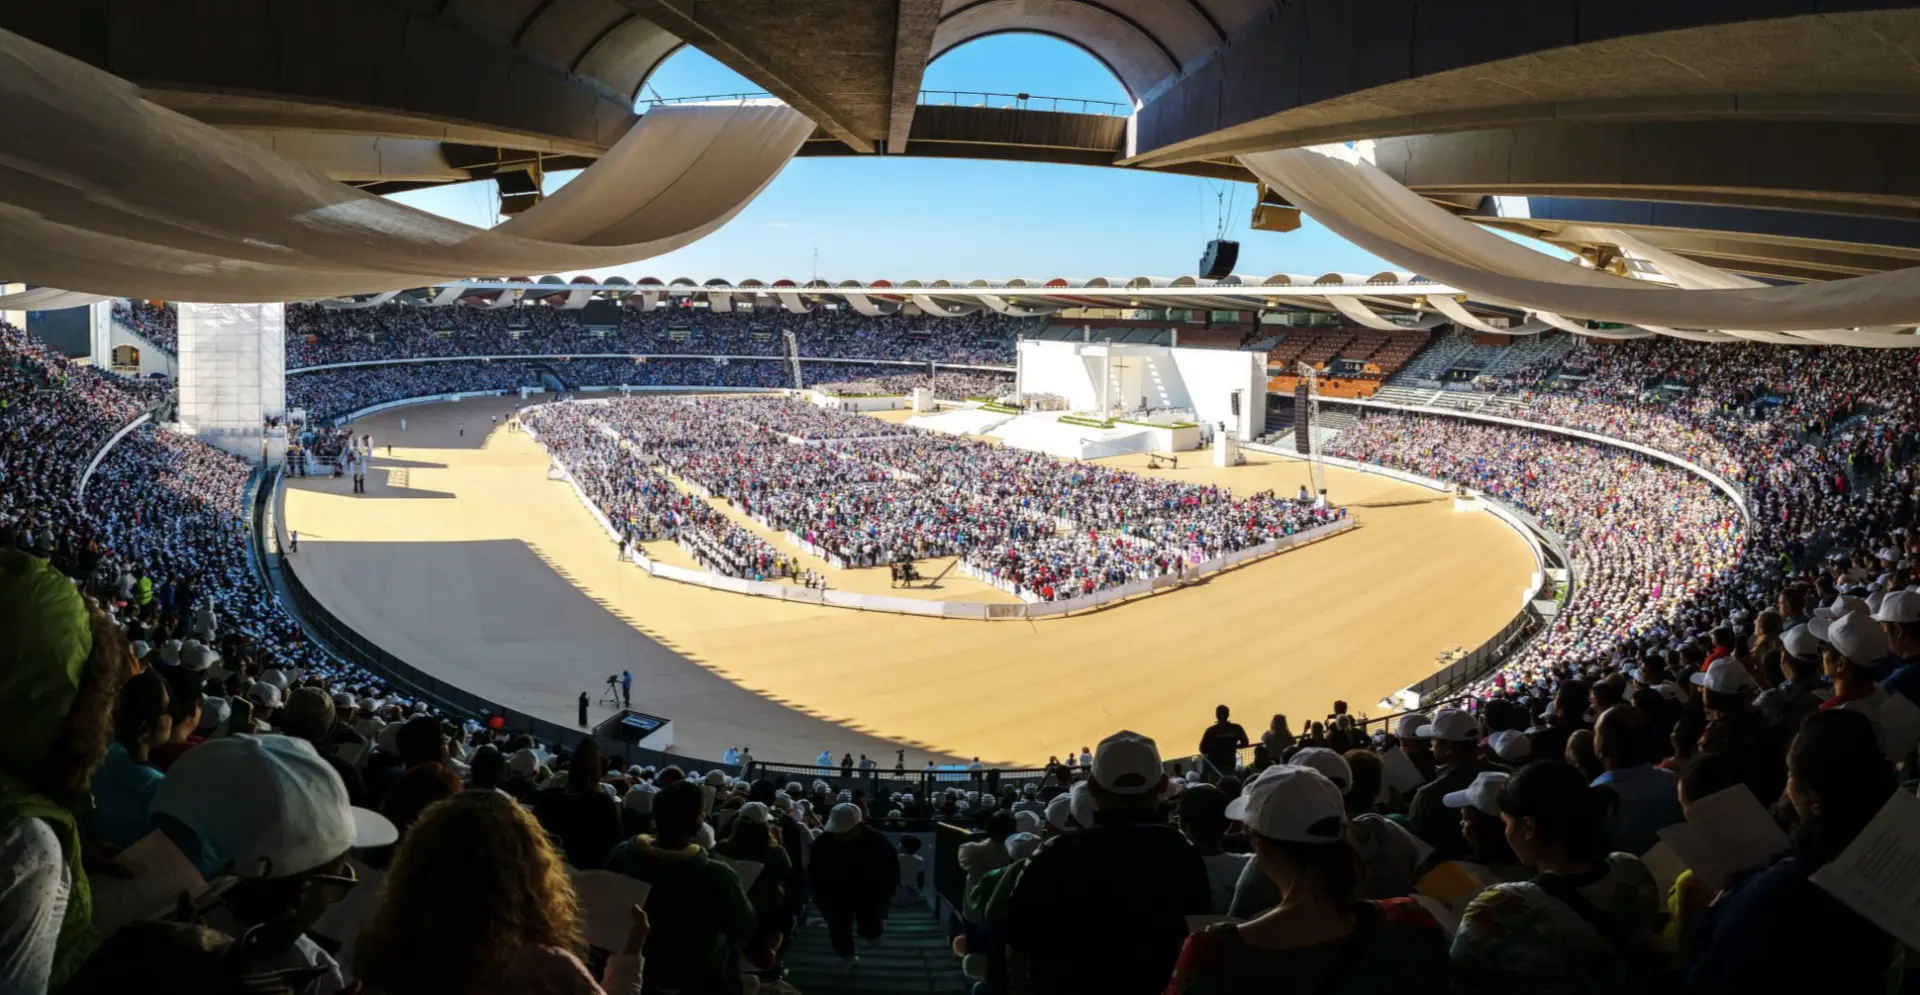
[353,790,647,994]
[1684,709,1897,992]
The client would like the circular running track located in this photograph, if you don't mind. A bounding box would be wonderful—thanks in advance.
[283,396,1536,765]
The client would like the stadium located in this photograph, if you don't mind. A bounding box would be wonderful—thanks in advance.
[3,5,1920,995]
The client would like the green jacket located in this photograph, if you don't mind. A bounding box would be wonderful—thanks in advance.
[0,550,101,990]
[603,836,755,993]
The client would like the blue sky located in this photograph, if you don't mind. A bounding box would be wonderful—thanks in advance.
[391,35,1394,282]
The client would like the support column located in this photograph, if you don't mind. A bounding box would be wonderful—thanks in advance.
[178,302,286,464]
[88,301,113,366]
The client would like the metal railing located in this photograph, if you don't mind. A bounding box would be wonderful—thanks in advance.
[637,91,777,107]
[638,89,1129,117]
[750,762,1053,799]
[916,89,1129,116]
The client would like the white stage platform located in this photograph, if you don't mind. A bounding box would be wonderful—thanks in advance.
[987,412,1159,460]
[904,407,1014,437]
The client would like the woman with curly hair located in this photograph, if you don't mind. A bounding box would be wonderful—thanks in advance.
[353,790,647,995]
[0,549,134,993]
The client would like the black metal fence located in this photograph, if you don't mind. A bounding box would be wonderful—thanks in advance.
[749,762,1055,800]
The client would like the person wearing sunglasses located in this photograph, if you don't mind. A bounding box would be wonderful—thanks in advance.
[150,734,399,994]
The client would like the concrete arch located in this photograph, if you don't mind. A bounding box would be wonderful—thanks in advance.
[932,1,1193,101]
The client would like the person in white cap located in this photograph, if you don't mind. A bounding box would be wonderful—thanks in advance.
[1169,765,1450,994]
[152,734,399,991]
[1757,623,1828,736]
[1874,589,1920,704]
[808,801,899,971]
[1437,770,1526,889]
[1814,611,1891,713]
[1452,761,1660,995]
[1004,731,1210,995]
[714,800,793,970]
[1407,709,1497,862]
[1393,712,1438,783]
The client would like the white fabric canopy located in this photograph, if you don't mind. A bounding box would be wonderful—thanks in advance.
[1239,145,1920,341]
[1426,295,1511,335]
[0,28,814,302]
[1568,226,1908,346]
[1324,294,1405,330]
[0,287,111,310]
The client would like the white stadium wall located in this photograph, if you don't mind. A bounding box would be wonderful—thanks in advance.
[1015,339,1102,409]
[1171,348,1267,441]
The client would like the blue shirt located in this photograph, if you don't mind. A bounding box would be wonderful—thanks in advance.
[1879,658,1920,704]
[86,742,165,850]
[1592,764,1681,856]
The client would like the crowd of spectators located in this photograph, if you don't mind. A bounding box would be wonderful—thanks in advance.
[528,395,1346,599]
[277,302,1024,368]
[9,310,1920,994]
[1,317,946,994]
[111,300,178,354]
[286,360,1016,425]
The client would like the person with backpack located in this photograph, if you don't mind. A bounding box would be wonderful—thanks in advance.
[1162,765,1450,994]
[1449,761,1663,995]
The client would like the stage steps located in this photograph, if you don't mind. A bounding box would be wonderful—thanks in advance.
[780,902,967,995]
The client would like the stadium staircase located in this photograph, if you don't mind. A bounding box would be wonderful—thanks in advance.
[526,362,569,392]
[780,903,967,995]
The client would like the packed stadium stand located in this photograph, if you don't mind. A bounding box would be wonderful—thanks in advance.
[6,305,1919,995]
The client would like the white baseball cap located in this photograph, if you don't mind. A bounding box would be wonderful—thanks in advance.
[1288,747,1352,790]
[824,802,863,833]
[1043,793,1074,831]
[1005,832,1041,861]
[1818,611,1891,665]
[152,734,396,878]
[1815,595,1869,620]
[1873,590,1920,625]
[738,801,770,825]
[1225,765,1346,844]
[1487,730,1531,762]
[179,640,218,674]
[1091,730,1163,795]
[507,748,541,778]
[1442,770,1510,816]
[246,683,282,709]
[1014,810,1042,834]
[1781,624,1822,661]
[1417,709,1480,743]
[196,695,231,735]
[1690,658,1759,694]
[158,640,183,666]
[1394,714,1430,741]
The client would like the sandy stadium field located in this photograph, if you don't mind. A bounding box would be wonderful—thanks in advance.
[284,395,1536,766]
